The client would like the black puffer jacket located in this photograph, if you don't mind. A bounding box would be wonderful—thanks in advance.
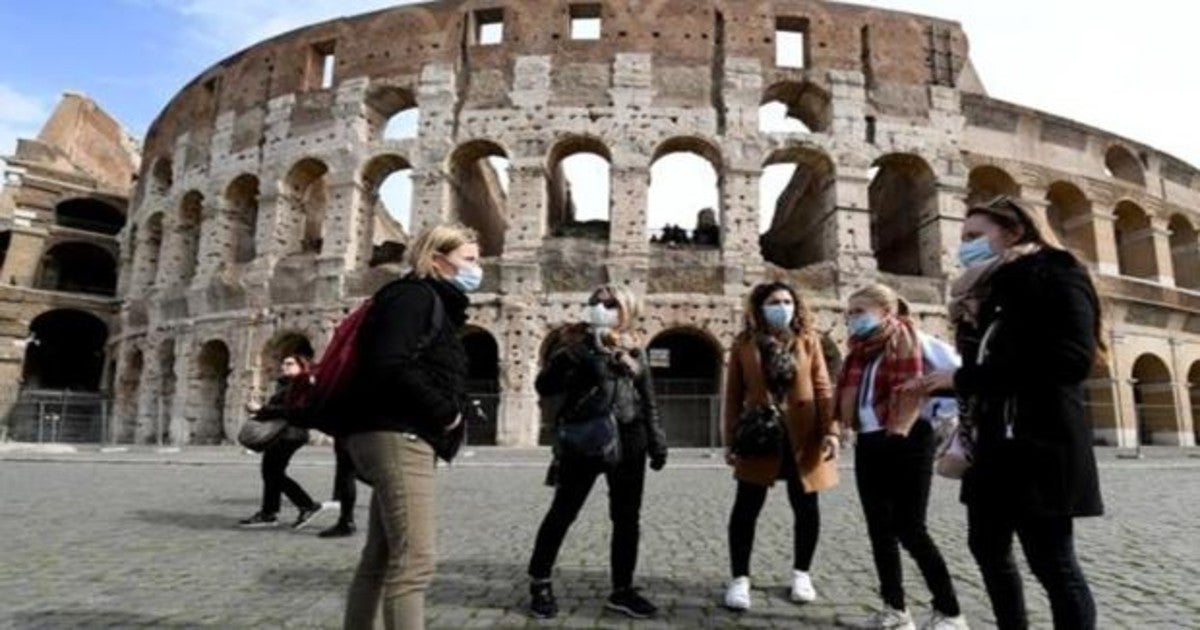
[343,275,469,446]
[537,325,668,462]
[954,248,1104,519]
[254,376,310,444]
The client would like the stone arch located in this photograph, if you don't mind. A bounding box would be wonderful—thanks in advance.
[966,165,1021,205]
[176,191,204,283]
[1168,214,1200,290]
[547,136,612,240]
[189,340,231,444]
[150,157,173,196]
[647,327,724,446]
[1085,359,1119,445]
[365,84,419,141]
[1113,200,1157,280]
[283,158,331,255]
[648,137,722,245]
[224,174,260,264]
[1131,353,1179,445]
[759,80,831,133]
[22,309,108,391]
[759,146,836,269]
[54,198,125,235]
[36,241,117,296]
[447,140,509,257]
[869,153,938,276]
[361,153,413,267]
[1045,181,1095,262]
[461,326,500,445]
[1105,145,1145,186]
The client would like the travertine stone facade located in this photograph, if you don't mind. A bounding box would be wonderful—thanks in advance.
[99,0,1199,448]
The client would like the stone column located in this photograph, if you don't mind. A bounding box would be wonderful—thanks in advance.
[919,185,968,277]
[1110,336,1141,448]
[499,161,546,294]
[1087,212,1120,276]
[829,173,877,274]
[1149,217,1176,287]
[0,228,44,287]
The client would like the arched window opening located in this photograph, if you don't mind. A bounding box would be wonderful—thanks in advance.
[647,329,723,446]
[1113,201,1156,280]
[869,154,938,276]
[965,165,1020,206]
[1132,354,1179,445]
[759,148,836,269]
[448,141,509,257]
[648,138,721,248]
[37,242,117,296]
[190,340,231,444]
[1168,214,1200,290]
[177,191,203,283]
[284,159,330,255]
[54,198,126,235]
[759,81,830,134]
[1045,182,1094,262]
[150,158,173,196]
[1105,145,1145,186]
[22,309,108,391]
[361,154,413,267]
[462,328,500,445]
[225,175,260,264]
[141,214,164,290]
[365,85,420,141]
[547,137,611,240]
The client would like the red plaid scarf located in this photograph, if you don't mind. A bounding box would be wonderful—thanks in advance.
[835,316,924,432]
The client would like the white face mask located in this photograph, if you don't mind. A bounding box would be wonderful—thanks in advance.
[586,303,621,330]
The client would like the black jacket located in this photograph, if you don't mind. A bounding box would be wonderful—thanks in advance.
[537,326,668,462]
[254,376,310,444]
[343,276,469,444]
[954,248,1104,518]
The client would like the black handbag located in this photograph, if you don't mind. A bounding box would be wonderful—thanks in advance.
[733,402,784,458]
[555,386,621,467]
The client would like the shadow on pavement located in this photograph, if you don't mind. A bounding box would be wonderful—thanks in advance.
[7,609,219,629]
[131,509,246,531]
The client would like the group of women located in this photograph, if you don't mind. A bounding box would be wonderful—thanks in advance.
[241,193,1104,630]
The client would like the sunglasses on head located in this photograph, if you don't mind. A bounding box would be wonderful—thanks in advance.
[588,295,619,309]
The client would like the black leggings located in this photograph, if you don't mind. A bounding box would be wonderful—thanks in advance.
[260,438,316,515]
[728,451,820,577]
[856,425,960,616]
[331,438,357,524]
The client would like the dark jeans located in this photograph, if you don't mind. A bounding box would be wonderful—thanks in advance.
[968,502,1096,630]
[528,448,647,590]
[728,446,820,577]
[333,438,357,524]
[261,438,316,515]
[855,424,960,616]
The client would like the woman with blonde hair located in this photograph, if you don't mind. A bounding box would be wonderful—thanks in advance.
[837,284,967,630]
[339,223,481,630]
[527,284,669,620]
[722,281,838,612]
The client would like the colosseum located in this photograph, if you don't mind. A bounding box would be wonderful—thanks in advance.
[4,0,1199,450]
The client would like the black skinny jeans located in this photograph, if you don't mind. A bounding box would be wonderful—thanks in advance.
[332,438,357,524]
[261,438,316,515]
[968,502,1096,630]
[528,445,647,590]
[728,442,820,578]
[855,423,960,616]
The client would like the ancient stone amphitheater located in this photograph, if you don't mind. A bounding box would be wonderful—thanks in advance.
[78,0,1200,448]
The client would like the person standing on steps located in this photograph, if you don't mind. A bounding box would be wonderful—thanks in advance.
[721,281,839,612]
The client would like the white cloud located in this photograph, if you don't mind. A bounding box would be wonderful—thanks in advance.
[0,84,50,160]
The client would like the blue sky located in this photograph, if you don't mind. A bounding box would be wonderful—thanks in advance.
[1,0,1197,230]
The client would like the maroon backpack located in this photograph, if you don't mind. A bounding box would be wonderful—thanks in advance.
[292,299,373,433]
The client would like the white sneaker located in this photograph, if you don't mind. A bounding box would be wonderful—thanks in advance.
[923,612,969,630]
[873,606,916,630]
[789,570,817,603]
[724,576,751,611]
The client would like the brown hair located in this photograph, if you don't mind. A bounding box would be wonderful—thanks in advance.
[743,281,814,335]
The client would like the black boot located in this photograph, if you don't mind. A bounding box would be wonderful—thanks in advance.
[529,580,558,619]
[318,520,356,538]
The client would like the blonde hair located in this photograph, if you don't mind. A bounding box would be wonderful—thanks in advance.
[590,283,643,346]
[406,223,479,278]
[848,284,900,315]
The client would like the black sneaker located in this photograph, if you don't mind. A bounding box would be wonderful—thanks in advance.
[529,581,558,619]
[238,512,278,528]
[292,504,326,530]
[318,521,357,538]
[606,587,657,619]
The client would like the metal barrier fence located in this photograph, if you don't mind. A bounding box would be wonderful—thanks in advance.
[6,390,113,444]
[657,394,721,447]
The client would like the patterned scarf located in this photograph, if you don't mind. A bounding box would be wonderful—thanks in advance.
[756,333,797,403]
[835,316,923,431]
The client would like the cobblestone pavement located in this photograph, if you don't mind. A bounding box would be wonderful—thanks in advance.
[0,447,1197,629]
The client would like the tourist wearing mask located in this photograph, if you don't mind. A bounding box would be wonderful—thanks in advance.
[836,284,968,630]
[920,196,1104,630]
[527,285,668,620]
[239,354,331,530]
[339,224,480,630]
[721,281,837,612]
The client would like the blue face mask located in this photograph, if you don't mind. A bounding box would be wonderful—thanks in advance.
[762,304,795,330]
[450,263,483,293]
[848,313,882,339]
[959,236,998,268]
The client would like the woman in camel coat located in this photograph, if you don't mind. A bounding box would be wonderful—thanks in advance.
[721,281,838,612]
